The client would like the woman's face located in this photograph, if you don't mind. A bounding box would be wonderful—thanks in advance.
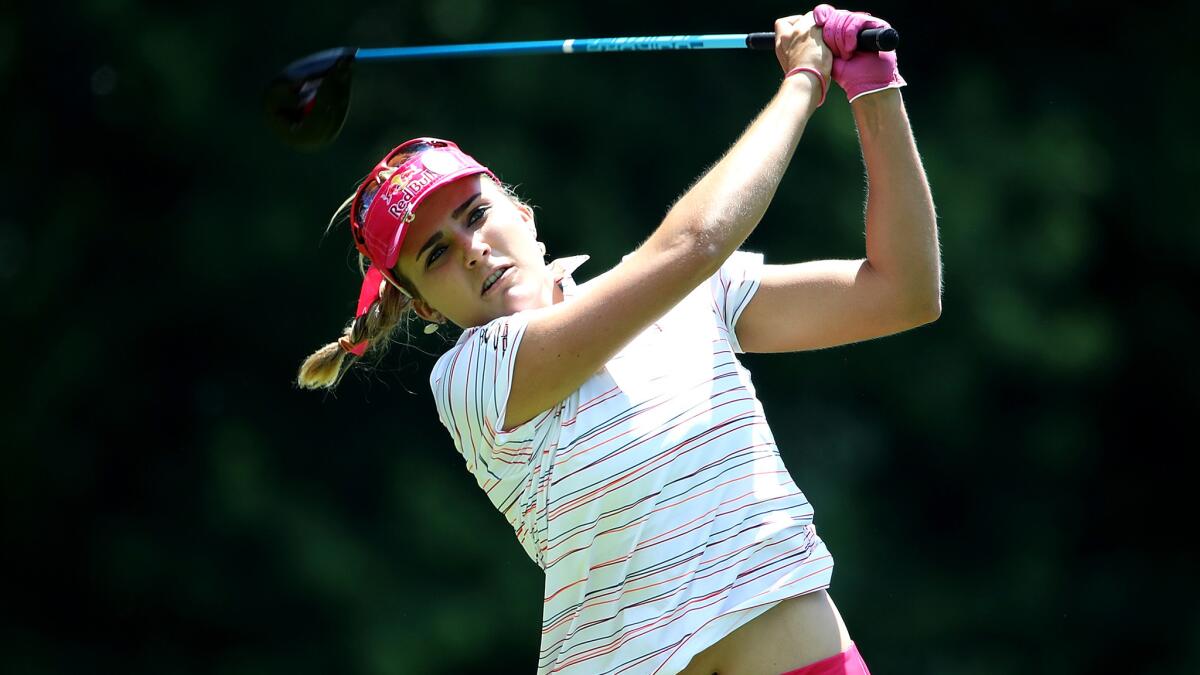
[394,174,554,329]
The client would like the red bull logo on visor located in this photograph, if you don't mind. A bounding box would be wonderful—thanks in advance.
[353,139,496,274]
[377,152,466,219]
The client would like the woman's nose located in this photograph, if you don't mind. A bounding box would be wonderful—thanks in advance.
[460,229,490,267]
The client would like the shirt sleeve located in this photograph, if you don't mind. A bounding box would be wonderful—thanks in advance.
[710,249,765,354]
[429,313,539,475]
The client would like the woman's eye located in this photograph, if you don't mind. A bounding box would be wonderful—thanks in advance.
[426,207,488,268]
[428,246,446,265]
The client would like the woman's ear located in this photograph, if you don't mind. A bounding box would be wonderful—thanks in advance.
[523,210,538,241]
[410,297,441,323]
[517,201,534,224]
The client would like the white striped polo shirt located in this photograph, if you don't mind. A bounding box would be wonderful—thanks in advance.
[430,250,835,675]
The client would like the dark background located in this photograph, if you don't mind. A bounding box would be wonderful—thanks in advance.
[4,1,1198,673]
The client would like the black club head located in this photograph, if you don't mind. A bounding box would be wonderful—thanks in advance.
[264,47,357,151]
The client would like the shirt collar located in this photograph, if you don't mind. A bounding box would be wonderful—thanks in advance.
[456,255,591,343]
[550,254,590,298]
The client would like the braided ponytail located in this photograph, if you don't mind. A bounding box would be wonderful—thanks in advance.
[296,263,417,390]
[296,187,424,390]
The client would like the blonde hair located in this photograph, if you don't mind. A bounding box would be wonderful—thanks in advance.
[296,147,534,391]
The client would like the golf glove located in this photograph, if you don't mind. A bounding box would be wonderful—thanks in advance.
[813,4,907,103]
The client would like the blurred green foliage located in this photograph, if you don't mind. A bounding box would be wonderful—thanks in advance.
[3,1,1198,673]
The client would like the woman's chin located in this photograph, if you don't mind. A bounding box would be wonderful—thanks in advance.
[488,269,558,313]
[496,285,549,314]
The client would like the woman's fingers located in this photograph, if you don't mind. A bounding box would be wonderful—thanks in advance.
[773,10,831,80]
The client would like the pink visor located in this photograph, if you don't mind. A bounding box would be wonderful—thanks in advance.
[343,138,497,356]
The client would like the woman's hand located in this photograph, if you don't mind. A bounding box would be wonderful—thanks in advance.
[773,11,833,85]
[812,4,906,103]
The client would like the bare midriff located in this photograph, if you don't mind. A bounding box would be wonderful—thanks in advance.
[675,590,854,675]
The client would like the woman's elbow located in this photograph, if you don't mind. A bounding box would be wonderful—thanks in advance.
[916,294,942,323]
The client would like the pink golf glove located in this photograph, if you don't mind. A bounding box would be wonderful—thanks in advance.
[813,4,906,103]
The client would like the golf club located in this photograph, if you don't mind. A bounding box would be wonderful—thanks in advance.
[265,28,898,150]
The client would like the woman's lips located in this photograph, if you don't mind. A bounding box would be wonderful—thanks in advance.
[482,266,512,296]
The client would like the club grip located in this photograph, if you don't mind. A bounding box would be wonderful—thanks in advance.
[746,27,898,52]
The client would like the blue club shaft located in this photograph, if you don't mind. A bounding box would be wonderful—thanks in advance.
[356,35,754,61]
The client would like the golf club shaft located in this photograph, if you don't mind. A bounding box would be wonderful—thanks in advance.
[355,29,895,62]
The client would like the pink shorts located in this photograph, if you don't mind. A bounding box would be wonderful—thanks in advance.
[779,643,871,675]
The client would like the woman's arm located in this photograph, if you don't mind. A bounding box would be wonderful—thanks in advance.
[853,88,941,317]
[655,71,822,265]
[503,15,832,430]
[733,88,942,354]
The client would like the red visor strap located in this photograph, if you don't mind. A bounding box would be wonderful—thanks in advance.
[343,266,388,357]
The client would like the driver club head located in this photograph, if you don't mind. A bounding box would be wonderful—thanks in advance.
[264,47,357,151]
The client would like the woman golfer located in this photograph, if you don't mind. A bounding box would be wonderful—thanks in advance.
[299,5,938,674]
